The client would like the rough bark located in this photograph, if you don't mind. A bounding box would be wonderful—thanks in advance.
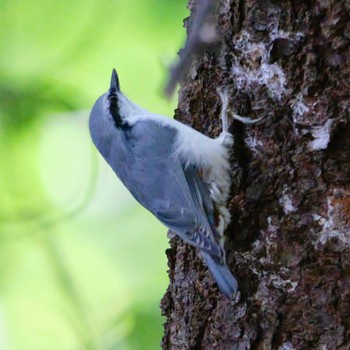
[161,0,350,349]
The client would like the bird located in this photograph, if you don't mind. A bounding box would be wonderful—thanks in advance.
[89,69,238,299]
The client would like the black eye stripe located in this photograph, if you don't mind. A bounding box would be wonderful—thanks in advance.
[109,87,117,96]
[107,91,129,129]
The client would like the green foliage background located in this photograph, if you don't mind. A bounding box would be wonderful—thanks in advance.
[0,1,187,349]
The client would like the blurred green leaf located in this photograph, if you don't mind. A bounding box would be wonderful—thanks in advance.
[0,0,187,349]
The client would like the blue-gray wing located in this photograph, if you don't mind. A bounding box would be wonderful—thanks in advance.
[108,118,222,259]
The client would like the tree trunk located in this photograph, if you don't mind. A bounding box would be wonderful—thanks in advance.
[160,0,350,349]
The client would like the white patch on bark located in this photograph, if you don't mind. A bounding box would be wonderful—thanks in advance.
[309,119,334,151]
[290,94,334,147]
[267,216,278,234]
[279,186,297,214]
[245,134,263,153]
[270,274,298,292]
[314,197,350,247]
[278,342,296,350]
[269,29,305,41]
[258,216,278,265]
[231,31,287,101]
[291,93,309,125]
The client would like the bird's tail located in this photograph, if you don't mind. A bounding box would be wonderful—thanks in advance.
[202,252,238,299]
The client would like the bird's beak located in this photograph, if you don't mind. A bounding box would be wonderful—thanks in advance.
[110,69,120,92]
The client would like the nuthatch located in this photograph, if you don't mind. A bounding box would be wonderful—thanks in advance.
[89,69,238,298]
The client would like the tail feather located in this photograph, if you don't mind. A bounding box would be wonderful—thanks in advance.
[202,252,238,299]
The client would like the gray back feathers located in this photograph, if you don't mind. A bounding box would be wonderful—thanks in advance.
[90,101,223,260]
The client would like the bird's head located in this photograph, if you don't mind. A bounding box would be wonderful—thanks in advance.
[90,68,133,131]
